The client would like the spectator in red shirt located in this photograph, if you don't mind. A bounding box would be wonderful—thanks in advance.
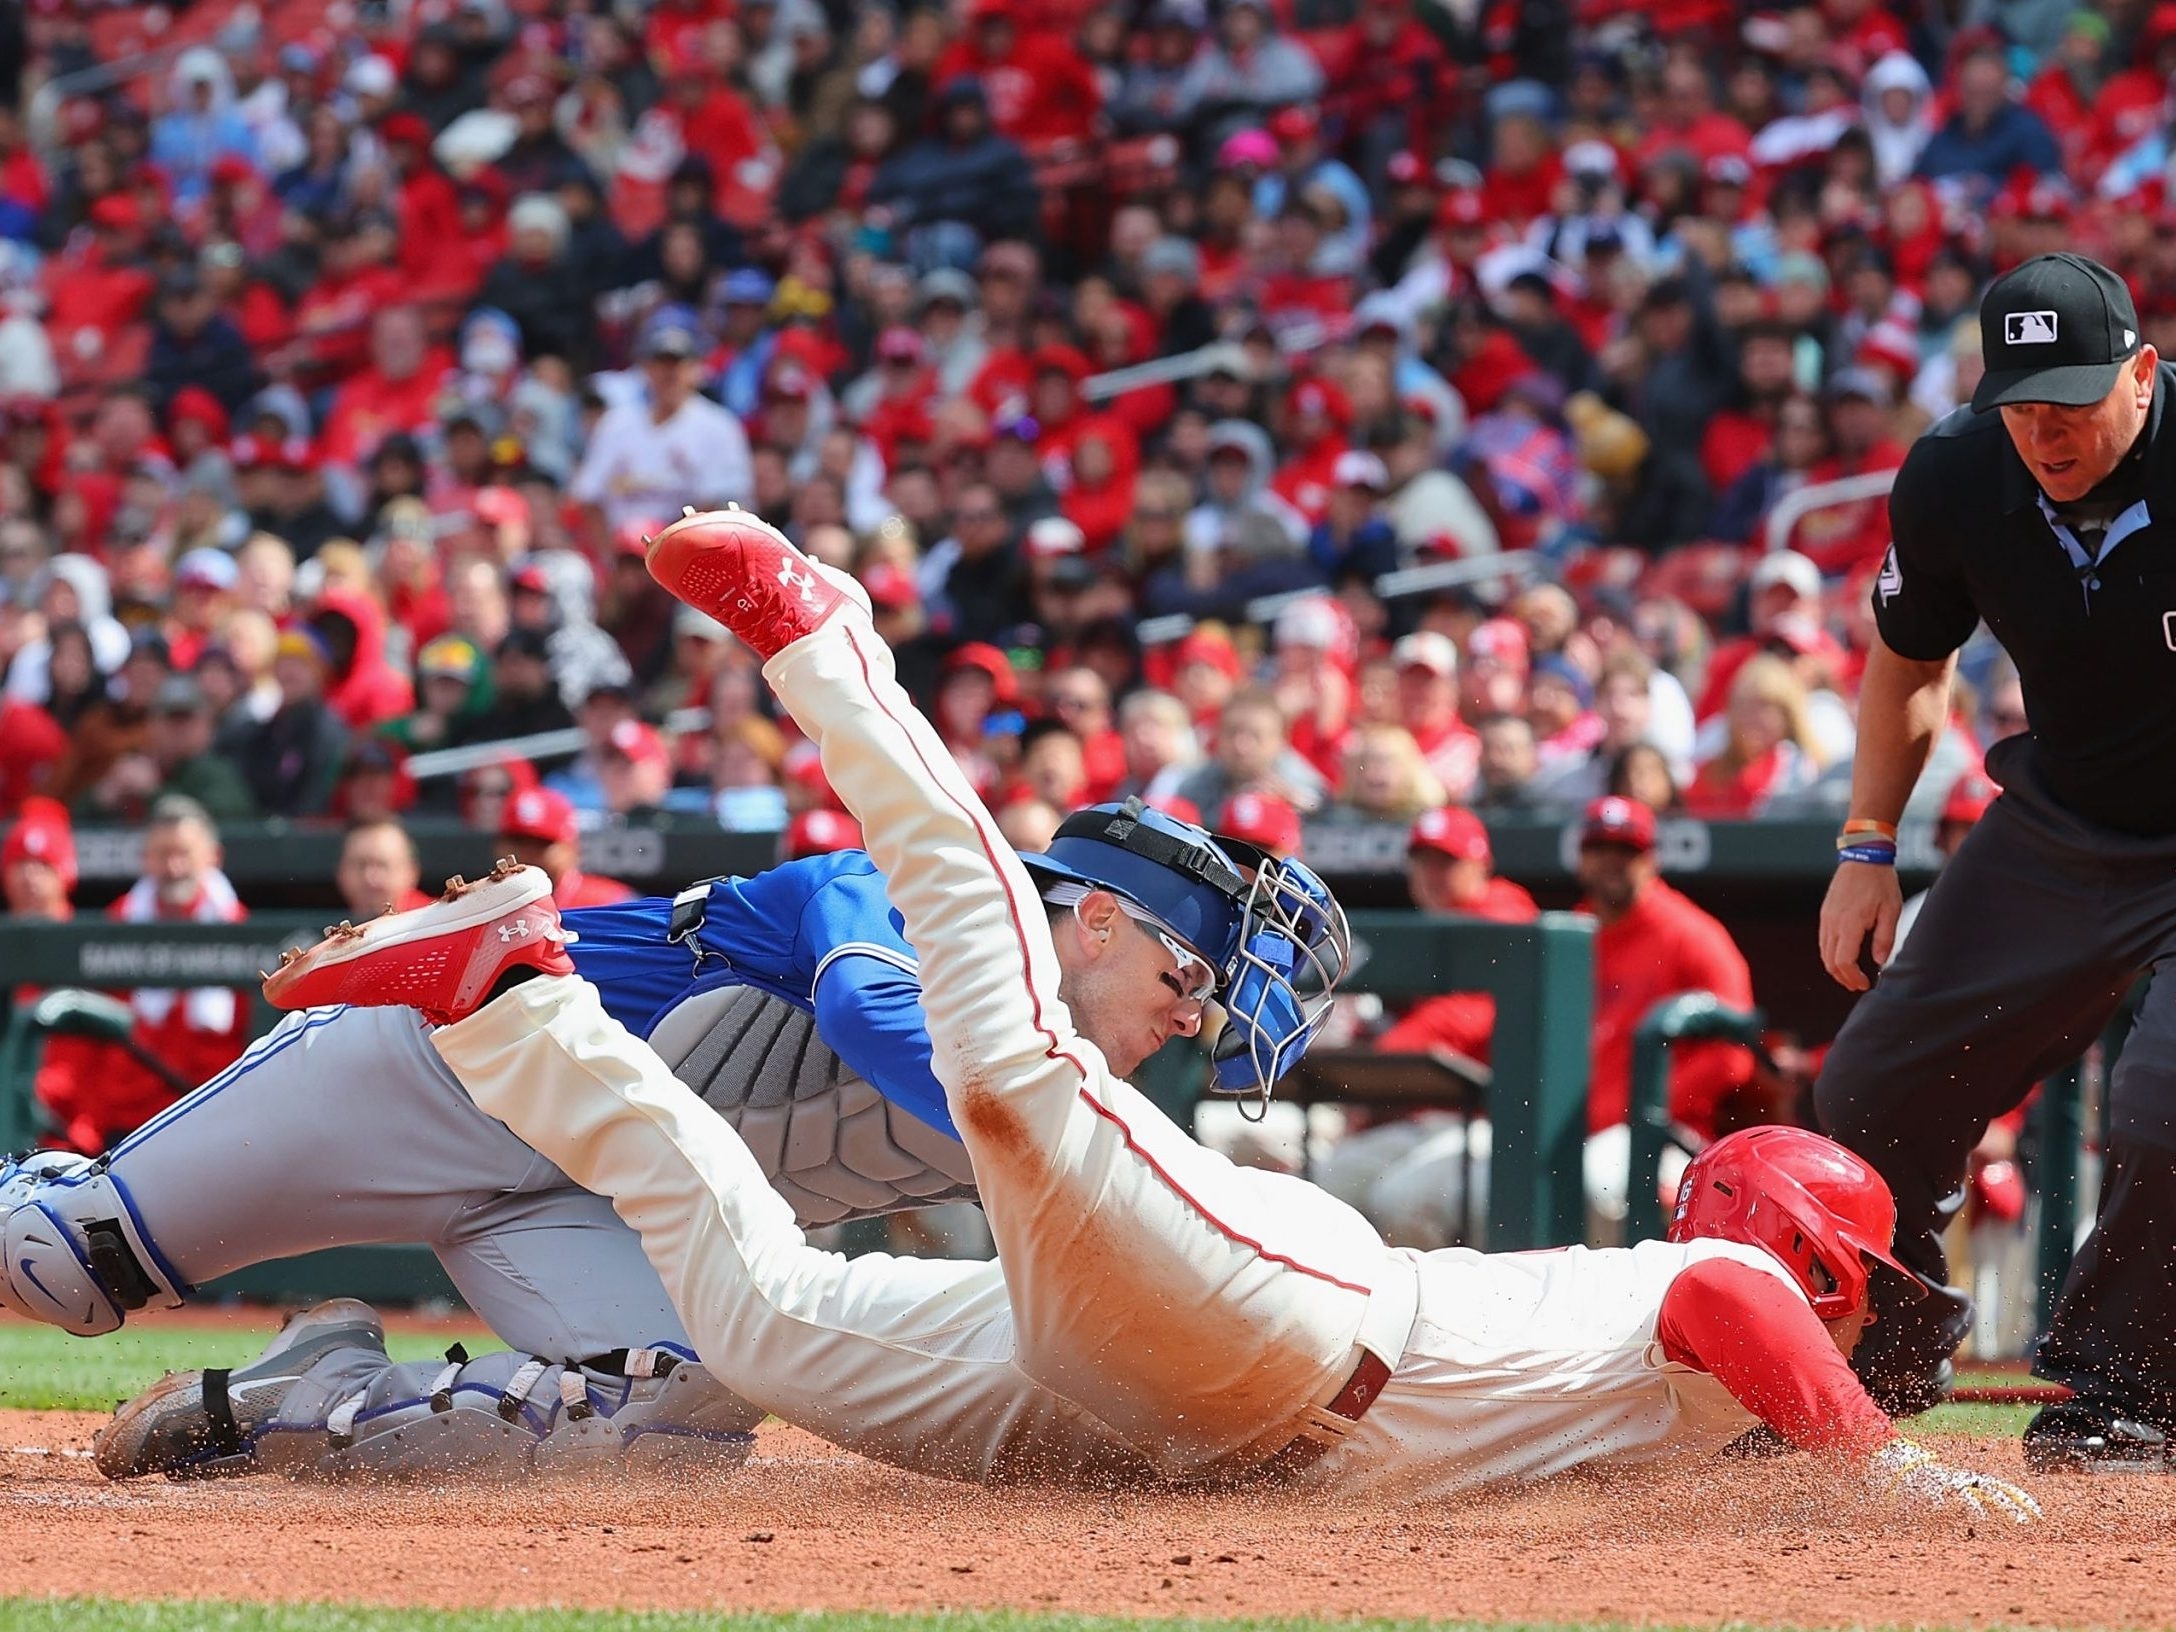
[0,688,65,817]
[2,796,75,921]
[1635,54,1752,172]
[1374,805,1541,1062]
[1577,795,1756,1141]
[1791,370,1906,578]
[1695,549,1826,721]
[320,306,452,470]
[494,785,634,909]
[1392,631,1480,801]
[935,0,1103,147]
[39,796,251,1154]
[334,817,434,922]
[1686,654,1824,819]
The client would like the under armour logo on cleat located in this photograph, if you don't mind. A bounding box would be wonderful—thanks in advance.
[498,921,532,942]
[777,562,821,606]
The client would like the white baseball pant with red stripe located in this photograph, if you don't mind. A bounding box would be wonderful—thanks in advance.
[441,611,1420,1483]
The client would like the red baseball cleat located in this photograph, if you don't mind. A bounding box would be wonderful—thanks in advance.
[262,860,575,1025]
[643,504,853,661]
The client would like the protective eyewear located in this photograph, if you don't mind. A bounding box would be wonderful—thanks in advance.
[1130,912,1217,1006]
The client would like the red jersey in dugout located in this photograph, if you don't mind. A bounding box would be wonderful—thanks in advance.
[1585,880,1755,1136]
[1374,879,1543,1064]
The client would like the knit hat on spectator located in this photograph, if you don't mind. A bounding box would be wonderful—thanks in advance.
[1409,804,1490,867]
[1392,631,1458,678]
[1531,654,1594,710]
[1218,791,1302,855]
[499,785,579,846]
[1580,795,1656,853]
[275,626,333,672]
[418,634,482,682]
[1217,130,1279,171]
[784,807,863,861]
[4,796,77,893]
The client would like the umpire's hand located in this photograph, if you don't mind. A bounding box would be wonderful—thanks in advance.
[1819,862,1902,992]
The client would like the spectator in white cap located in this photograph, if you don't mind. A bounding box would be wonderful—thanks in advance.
[167,548,238,670]
[1694,547,1822,721]
[1392,629,1480,801]
[1307,449,1398,586]
[1267,593,1356,782]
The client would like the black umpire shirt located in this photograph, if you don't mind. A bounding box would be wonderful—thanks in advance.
[1877,361,2176,836]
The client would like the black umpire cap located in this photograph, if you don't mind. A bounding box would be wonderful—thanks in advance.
[1973,253,2142,413]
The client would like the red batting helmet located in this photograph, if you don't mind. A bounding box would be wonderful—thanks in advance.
[1667,1125,1915,1321]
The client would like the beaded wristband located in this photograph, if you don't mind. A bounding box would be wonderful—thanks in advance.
[1837,843,1899,866]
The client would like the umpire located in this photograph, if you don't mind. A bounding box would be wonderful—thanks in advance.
[1816,252,2176,1470]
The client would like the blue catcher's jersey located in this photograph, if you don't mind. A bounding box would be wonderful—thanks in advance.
[562,851,956,1139]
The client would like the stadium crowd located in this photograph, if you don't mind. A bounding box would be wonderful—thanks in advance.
[0,0,2112,1225]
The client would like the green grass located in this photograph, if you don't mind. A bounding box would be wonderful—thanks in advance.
[0,1608,1810,1632]
[0,1316,499,1413]
[1910,1399,2037,1436]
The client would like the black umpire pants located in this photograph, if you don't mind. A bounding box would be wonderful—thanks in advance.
[1816,733,2176,1422]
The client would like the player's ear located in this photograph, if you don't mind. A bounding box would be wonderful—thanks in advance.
[1078,890,1123,950]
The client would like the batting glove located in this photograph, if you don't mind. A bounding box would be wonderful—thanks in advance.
[1868,1438,2043,1524]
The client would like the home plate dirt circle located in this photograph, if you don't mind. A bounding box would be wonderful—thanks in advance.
[0,1409,2169,1624]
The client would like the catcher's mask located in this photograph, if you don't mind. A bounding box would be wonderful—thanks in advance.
[1018,798,1350,1107]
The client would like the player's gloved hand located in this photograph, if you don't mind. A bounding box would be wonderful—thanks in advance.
[1867,1437,2043,1523]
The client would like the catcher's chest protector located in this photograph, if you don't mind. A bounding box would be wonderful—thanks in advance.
[647,982,979,1225]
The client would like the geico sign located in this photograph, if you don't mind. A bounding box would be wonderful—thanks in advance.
[1556,817,1712,874]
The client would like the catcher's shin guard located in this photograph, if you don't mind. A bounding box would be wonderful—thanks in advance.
[104,1311,762,1482]
[0,1152,185,1335]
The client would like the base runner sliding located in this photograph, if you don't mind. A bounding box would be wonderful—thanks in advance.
[260,506,2038,1516]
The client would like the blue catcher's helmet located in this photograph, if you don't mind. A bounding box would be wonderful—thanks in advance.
[1016,799,1351,1101]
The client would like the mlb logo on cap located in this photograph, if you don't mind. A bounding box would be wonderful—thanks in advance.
[2004,311,2058,345]
[1974,254,2143,413]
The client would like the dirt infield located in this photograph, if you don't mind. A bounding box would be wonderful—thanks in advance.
[0,1410,2172,1625]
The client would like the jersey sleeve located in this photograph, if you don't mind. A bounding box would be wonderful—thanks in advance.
[1871,438,1981,662]
[809,950,959,1140]
[1656,1255,1894,1458]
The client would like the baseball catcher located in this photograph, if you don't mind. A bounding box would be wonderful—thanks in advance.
[1,798,1306,1481]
